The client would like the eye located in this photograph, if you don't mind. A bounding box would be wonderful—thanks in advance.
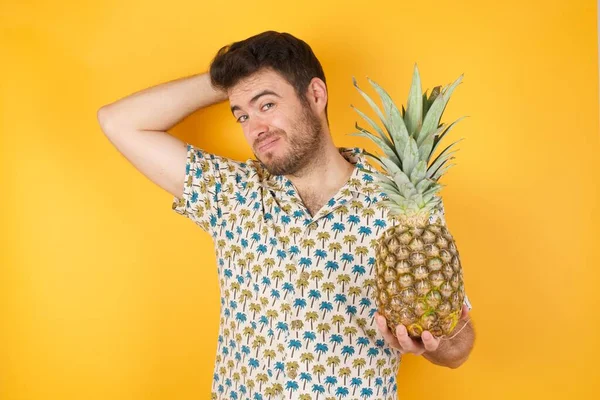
[236,103,275,123]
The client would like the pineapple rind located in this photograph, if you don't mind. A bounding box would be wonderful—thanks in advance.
[375,223,465,339]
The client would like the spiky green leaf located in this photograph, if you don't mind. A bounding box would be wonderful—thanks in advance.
[409,160,427,185]
[376,181,402,195]
[356,167,374,175]
[423,185,444,202]
[415,74,463,144]
[429,149,457,177]
[415,177,436,193]
[402,137,419,177]
[366,78,410,158]
[397,182,417,199]
[385,192,411,207]
[424,86,442,116]
[430,116,468,156]
[379,200,406,216]
[422,91,429,118]
[391,173,412,193]
[379,156,406,180]
[417,123,447,164]
[405,64,423,136]
[410,193,425,207]
[361,150,386,170]
[427,139,463,178]
[371,171,398,188]
[432,162,456,181]
[351,107,394,151]
[417,119,446,148]
[422,193,443,209]
[347,131,401,167]
[352,76,392,139]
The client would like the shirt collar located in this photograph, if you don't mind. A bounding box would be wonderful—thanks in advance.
[260,147,379,194]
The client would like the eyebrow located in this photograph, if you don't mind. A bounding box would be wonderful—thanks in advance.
[230,90,281,115]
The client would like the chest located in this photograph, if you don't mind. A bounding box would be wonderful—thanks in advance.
[296,190,330,217]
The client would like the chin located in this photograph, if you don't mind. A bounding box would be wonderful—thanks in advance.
[259,142,284,159]
[262,154,291,175]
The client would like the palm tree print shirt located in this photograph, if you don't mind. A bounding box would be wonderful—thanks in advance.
[172,144,472,400]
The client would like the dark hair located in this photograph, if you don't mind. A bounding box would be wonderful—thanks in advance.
[209,30,329,122]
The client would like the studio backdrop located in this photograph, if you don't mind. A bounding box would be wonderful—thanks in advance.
[1,1,599,399]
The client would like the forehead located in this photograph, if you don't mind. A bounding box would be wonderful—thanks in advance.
[228,69,294,107]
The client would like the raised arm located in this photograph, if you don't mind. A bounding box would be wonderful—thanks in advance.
[96,72,228,198]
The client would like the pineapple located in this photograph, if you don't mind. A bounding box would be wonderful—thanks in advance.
[349,64,467,339]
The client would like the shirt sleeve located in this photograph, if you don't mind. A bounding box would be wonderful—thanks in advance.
[171,143,243,236]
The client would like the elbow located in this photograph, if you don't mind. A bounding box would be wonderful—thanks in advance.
[447,343,474,369]
[97,106,112,130]
[97,105,114,123]
[97,105,122,135]
[447,355,469,369]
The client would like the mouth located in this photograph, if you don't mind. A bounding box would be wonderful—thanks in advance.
[257,137,280,152]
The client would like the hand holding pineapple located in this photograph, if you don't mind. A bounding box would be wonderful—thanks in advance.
[374,303,469,355]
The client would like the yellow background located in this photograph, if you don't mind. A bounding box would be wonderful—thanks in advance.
[2,0,599,399]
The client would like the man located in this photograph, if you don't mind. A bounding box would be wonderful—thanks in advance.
[97,30,475,400]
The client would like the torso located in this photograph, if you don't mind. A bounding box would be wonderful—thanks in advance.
[172,145,450,399]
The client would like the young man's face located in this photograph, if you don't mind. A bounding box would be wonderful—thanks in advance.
[228,68,326,176]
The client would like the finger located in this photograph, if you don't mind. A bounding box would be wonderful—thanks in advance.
[421,331,440,352]
[395,324,424,355]
[460,304,469,320]
[375,314,402,352]
[375,314,401,347]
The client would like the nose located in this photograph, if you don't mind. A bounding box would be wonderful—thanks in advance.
[248,116,270,142]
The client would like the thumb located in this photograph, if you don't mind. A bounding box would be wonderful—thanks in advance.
[460,304,469,320]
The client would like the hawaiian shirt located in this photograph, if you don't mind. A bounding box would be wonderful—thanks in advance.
[172,144,471,400]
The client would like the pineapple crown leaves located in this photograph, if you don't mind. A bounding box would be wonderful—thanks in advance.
[348,63,468,213]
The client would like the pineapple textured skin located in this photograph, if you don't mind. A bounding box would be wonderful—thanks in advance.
[375,218,465,338]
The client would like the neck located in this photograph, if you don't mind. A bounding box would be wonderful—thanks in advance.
[284,142,355,198]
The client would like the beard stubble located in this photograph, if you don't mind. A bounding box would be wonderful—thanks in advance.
[255,103,325,176]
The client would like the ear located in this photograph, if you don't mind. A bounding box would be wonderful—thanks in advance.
[305,77,328,113]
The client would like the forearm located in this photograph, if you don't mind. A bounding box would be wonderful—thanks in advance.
[422,320,475,369]
[98,72,228,132]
